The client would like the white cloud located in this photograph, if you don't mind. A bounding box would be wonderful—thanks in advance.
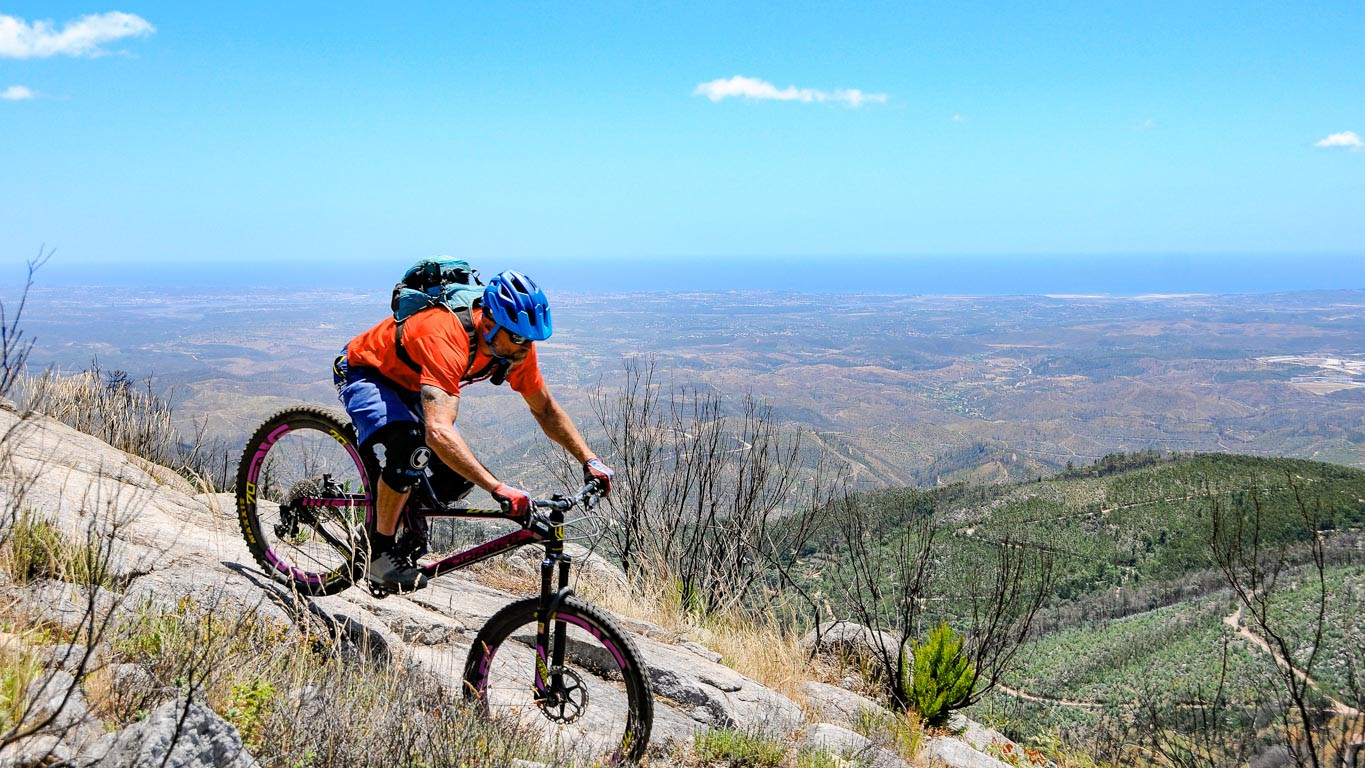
[952,114,967,122]
[694,75,887,107]
[1135,118,1156,130]
[2,85,34,100]
[1314,131,1363,151]
[0,12,154,59]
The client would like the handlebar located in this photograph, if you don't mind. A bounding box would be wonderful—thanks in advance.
[519,480,604,539]
[533,480,605,513]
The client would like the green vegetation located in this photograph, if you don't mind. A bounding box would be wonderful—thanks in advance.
[686,728,876,768]
[1260,564,1365,701]
[225,676,278,753]
[1004,595,1264,705]
[849,707,924,762]
[805,453,1365,616]
[903,622,974,726]
[0,634,43,734]
[0,509,113,587]
[795,451,1365,765]
[693,727,788,767]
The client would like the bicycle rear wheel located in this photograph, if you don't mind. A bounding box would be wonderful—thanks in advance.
[463,596,653,763]
[235,406,370,596]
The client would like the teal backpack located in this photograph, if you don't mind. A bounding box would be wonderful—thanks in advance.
[390,257,491,380]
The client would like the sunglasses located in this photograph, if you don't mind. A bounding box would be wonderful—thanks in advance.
[504,329,532,346]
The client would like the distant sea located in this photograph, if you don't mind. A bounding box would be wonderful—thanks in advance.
[12,253,1365,296]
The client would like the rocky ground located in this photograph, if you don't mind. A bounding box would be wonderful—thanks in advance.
[0,403,1017,767]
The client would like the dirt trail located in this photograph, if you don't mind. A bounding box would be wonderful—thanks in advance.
[998,605,1363,719]
[995,683,1105,710]
[1222,603,1361,718]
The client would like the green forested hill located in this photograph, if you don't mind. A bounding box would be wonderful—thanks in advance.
[810,452,1364,608]
[799,452,1365,761]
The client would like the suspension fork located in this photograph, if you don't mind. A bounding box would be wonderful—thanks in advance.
[535,505,575,699]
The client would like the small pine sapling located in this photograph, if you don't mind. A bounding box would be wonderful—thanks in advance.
[902,621,975,726]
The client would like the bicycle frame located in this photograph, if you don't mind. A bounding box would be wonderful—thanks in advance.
[313,471,588,707]
[304,478,572,579]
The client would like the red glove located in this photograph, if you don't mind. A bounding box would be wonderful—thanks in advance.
[492,483,532,516]
[583,458,615,496]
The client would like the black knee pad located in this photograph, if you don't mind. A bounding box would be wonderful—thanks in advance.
[362,422,430,493]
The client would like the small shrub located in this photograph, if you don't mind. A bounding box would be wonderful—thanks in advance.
[225,676,277,752]
[0,509,111,587]
[693,727,788,767]
[794,748,858,768]
[0,636,43,733]
[901,621,974,726]
[849,707,923,762]
[984,738,1049,767]
[1,509,66,584]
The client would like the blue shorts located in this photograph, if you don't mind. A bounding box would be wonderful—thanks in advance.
[333,350,475,500]
[332,351,421,446]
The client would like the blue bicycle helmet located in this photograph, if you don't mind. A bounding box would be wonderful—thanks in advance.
[483,270,553,341]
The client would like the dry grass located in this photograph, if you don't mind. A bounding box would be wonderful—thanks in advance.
[101,592,539,766]
[0,508,113,588]
[572,562,838,707]
[13,364,238,491]
[466,551,541,597]
[0,580,541,766]
[16,366,175,467]
[688,614,823,707]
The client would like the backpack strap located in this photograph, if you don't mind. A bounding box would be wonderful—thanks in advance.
[393,305,481,384]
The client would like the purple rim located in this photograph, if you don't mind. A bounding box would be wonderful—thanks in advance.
[473,610,636,758]
[248,419,370,587]
[476,610,629,693]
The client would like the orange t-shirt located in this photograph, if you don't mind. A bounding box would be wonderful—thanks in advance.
[344,306,544,396]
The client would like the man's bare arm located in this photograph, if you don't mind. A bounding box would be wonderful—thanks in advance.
[522,384,596,465]
[420,385,501,492]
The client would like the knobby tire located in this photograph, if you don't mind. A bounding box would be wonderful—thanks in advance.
[235,406,369,596]
[463,596,653,763]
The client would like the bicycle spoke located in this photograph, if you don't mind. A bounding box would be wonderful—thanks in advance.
[236,408,369,595]
[465,599,651,763]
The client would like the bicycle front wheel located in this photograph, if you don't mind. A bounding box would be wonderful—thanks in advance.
[235,406,370,596]
[463,596,653,763]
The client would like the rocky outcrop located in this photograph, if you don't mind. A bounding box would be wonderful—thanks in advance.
[801,620,902,675]
[803,724,909,768]
[80,699,260,768]
[0,405,1015,766]
[922,736,1012,768]
[802,681,884,726]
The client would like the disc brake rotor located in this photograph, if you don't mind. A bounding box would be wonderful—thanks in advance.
[538,666,588,724]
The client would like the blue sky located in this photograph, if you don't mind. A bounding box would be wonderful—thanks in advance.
[2,2,1362,291]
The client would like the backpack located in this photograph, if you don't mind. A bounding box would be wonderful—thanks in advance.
[390,257,496,382]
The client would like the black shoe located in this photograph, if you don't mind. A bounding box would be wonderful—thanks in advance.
[367,549,428,592]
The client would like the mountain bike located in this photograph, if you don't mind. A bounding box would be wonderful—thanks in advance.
[234,406,653,762]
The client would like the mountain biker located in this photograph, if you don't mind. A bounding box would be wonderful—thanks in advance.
[333,269,614,592]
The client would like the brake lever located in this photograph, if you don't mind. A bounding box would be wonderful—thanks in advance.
[575,481,604,510]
